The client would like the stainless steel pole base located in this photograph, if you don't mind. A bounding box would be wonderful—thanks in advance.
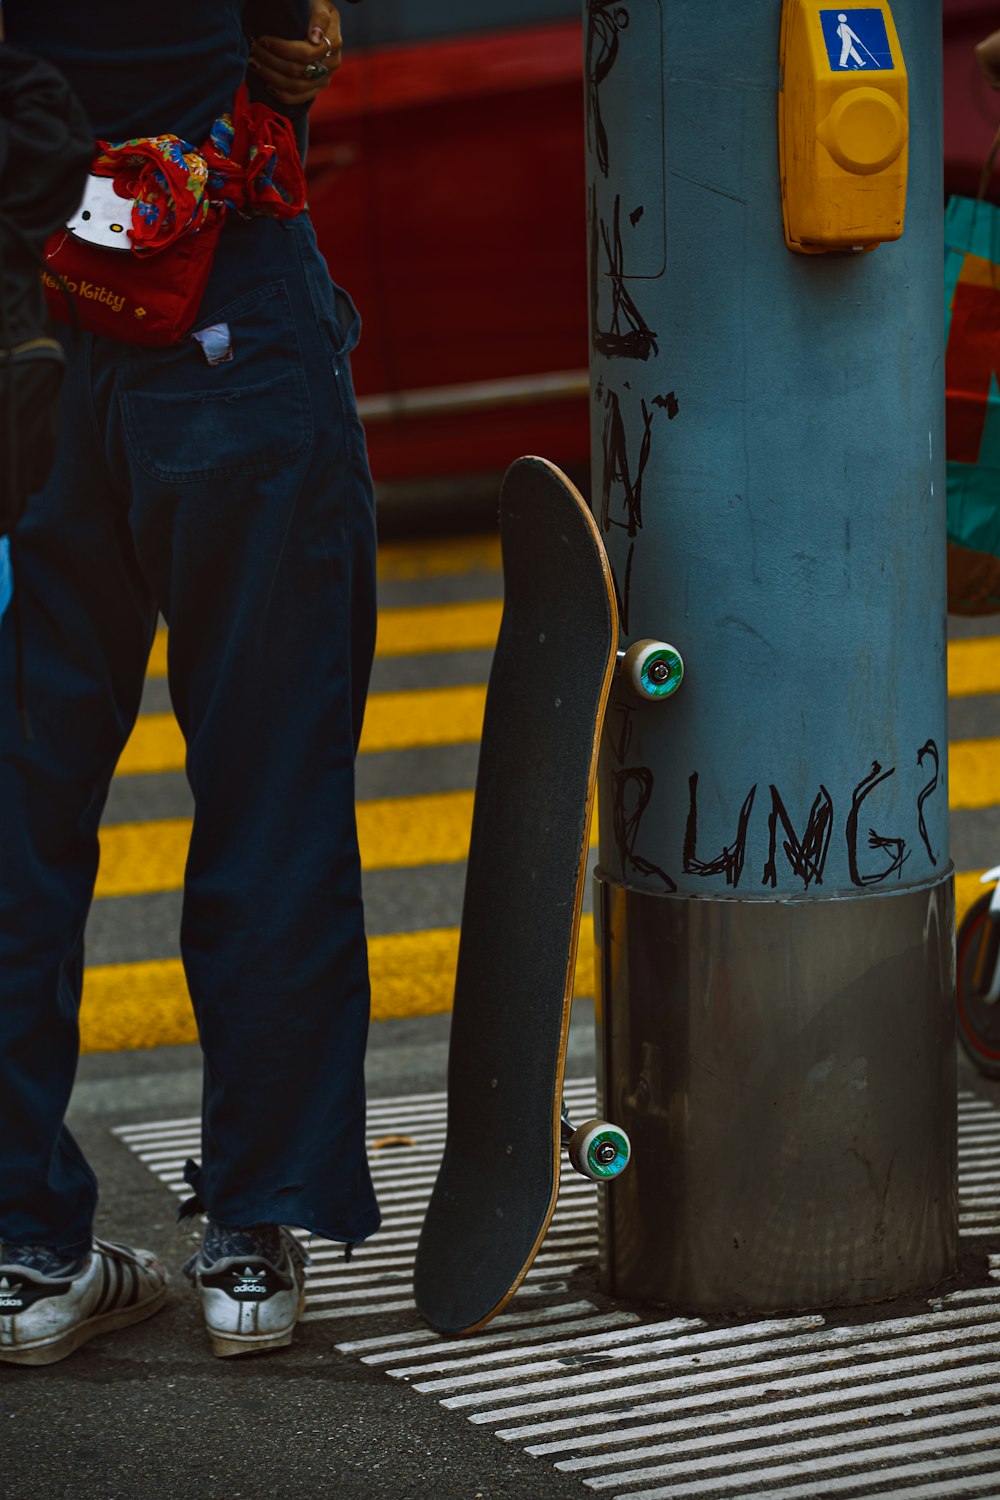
[595,870,958,1315]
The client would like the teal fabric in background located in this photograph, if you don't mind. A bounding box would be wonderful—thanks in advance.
[944,194,1000,603]
[941,196,1000,612]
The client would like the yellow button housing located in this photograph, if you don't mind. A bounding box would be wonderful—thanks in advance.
[779,2,909,254]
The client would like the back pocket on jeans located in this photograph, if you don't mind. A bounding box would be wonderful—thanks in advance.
[120,280,310,483]
[122,368,309,482]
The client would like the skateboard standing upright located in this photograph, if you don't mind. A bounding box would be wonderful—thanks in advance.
[413,456,682,1335]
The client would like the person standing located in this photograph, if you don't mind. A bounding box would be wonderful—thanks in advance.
[0,0,380,1363]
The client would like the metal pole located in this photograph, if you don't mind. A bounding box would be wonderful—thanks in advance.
[586,0,957,1314]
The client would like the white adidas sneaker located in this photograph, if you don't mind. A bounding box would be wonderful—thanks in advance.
[184,1223,308,1358]
[0,1237,168,1366]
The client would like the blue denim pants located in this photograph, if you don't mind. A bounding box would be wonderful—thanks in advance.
[0,212,380,1257]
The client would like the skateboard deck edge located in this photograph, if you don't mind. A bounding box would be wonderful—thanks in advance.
[414,455,619,1335]
[520,455,620,1316]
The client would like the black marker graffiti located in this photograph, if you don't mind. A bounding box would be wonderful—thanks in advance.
[916,739,940,867]
[652,391,680,419]
[599,388,653,538]
[609,706,675,891]
[652,745,941,894]
[615,768,677,890]
[683,774,758,887]
[846,762,910,887]
[609,542,636,636]
[763,785,834,889]
[590,188,659,362]
[585,0,630,178]
[599,385,661,631]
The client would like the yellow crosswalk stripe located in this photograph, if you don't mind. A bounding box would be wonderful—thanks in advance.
[375,600,502,658]
[96,792,602,898]
[96,792,476,897]
[148,631,167,678]
[145,601,504,679]
[948,636,1000,698]
[949,737,1000,810]
[80,867,987,1054]
[144,531,499,675]
[376,534,501,582]
[116,684,488,774]
[79,922,596,1053]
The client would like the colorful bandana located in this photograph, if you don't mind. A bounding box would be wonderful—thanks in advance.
[91,86,305,256]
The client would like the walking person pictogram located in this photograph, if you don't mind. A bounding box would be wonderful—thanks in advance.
[837,13,866,68]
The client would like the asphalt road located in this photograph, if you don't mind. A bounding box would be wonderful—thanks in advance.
[1,1008,605,1500]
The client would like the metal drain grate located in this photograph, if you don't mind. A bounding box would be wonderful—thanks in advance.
[116,1085,1000,1499]
[346,1292,1000,1499]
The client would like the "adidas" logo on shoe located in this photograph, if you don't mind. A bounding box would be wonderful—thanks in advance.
[232,1268,268,1297]
[0,1277,25,1310]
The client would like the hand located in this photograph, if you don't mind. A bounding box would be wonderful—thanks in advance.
[249,3,343,106]
[976,29,1000,92]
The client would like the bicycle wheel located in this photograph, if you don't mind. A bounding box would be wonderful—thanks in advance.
[956,889,1000,1079]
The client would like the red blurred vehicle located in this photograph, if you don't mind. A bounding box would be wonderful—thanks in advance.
[307,1,1000,487]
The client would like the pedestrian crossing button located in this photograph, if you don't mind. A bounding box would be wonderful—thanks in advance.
[779,0,909,254]
[818,87,906,175]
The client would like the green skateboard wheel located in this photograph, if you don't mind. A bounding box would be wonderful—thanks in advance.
[621,639,684,701]
[567,1118,632,1181]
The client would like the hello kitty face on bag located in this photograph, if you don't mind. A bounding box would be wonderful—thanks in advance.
[66,175,135,251]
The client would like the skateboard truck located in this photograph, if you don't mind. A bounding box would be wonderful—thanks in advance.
[560,1107,632,1182]
[618,639,684,701]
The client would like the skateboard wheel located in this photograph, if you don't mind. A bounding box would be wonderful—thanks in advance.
[567,1118,632,1181]
[620,639,683,696]
[621,640,684,701]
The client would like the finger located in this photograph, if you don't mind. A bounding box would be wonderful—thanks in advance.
[252,46,341,91]
[251,42,341,86]
[248,49,324,96]
[309,4,342,49]
[254,37,342,78]
[252,43,316,82]
[254,33,328,65]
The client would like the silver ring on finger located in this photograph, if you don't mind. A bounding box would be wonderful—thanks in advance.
[303,61,329,79]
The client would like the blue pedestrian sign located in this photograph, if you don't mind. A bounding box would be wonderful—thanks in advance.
[819,10,894,71]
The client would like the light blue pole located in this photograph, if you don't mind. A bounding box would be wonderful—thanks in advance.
[0,539,10,622]
[588,0,957,1312]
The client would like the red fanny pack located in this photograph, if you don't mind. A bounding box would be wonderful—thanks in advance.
[43,87,305,347]
[44,219,223,347]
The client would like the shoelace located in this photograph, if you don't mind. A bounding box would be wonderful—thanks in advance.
[204,1221,284,1264]
[0,1242,86,1278]
[183,1223,309,1280]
